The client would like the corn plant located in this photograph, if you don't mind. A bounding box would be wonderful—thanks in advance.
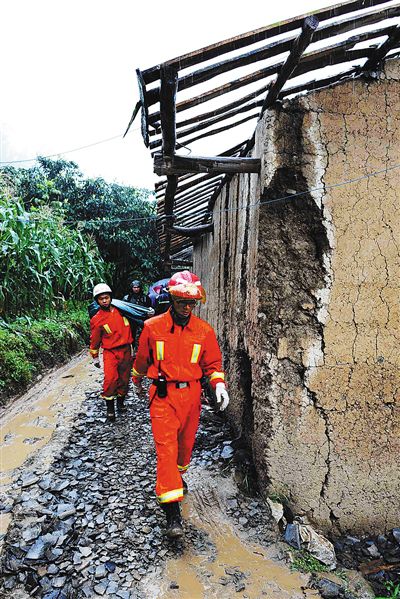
[0,187,112,318]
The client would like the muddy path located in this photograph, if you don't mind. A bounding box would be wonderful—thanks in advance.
[0,354,319,598]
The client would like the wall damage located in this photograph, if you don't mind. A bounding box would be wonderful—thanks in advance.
[195,58,400,535]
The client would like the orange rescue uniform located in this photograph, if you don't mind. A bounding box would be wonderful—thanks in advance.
[90,307,133,400]
[132,309,225,504]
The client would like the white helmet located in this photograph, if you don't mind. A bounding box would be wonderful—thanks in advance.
[93,283,112,298]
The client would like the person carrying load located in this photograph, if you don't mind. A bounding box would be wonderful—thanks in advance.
[89,283,133,422]
[131,271,229,539]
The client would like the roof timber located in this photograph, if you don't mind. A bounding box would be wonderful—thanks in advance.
[129,0,400,262]
[143,4,400,111]
[141,0,393,84]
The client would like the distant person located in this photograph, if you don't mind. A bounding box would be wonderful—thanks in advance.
[148,278,171,315]
[123,280,152,350]
[131,271,229,539]
[123,280,151,308]
[155,285,170,315]
[89,283,133,422]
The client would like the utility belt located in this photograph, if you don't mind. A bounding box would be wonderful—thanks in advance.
[151,379,191,390]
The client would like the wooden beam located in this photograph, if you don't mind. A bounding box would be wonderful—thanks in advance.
[154,153,260,176]
[277,68,359,100]
[262,16,319,112]
[163,175,178,261]
[141,0,392,84]
[175,113,259,148]
[136,69,150,147]
[363,24,400,72]
[167,223,214,238]
[147,3,400,124]
[123,100,141,138]
[150,100,263,144]
[160,65,178,156]
[151,112,258,151]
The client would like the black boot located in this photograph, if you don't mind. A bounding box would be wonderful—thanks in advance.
[105,399,116,422]
[163,502,183,539]
[116,395,127,413]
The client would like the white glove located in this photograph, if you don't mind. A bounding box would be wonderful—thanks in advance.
[215,382,230,411]
[93,358,101,369]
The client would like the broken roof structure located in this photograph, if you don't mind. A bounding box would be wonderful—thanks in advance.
[127,0,400,268]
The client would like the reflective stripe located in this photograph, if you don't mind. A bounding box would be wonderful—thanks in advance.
[101,394,116,400]
[131,366,145,377]
[103,324,112,334]
[209,371,225,382]
[190,343,201,363]
[156,341,165,361]
[89,349,99,355]
[123,317,129,326]
[178,464,189,473]
[158,488,184,504]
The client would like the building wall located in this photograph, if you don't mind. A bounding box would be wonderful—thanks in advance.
[194,58,400,534]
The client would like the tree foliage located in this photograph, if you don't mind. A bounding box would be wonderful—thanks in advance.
[1,158,162,299]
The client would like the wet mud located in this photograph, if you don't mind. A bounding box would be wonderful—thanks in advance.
[0,354,318,598]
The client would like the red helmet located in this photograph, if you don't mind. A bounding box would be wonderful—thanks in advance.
[167,271,206,304]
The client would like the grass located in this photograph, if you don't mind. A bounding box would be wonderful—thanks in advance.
[376,582,400,599]
[0,304,89,402]
[290,549,329,574]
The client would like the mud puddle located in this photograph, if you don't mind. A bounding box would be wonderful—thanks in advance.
[148,476,319,599]
[1,357,320,598]
[0,352,100,537]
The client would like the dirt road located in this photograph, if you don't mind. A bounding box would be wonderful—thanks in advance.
[0,354,319,598]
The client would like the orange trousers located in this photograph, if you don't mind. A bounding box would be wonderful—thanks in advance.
[150,380,201,504]
[102,345,132,400]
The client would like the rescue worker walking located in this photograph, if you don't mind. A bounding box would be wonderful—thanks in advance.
[90,284,133,422]
[131,271,229,539]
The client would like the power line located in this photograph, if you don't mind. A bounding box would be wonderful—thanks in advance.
[0,129,140,165]
[3,159,400,226]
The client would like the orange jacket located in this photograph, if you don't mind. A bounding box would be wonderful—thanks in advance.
[132,309,225,388]
[89,307,133,358]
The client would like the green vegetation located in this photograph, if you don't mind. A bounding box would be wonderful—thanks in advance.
[0,306,88,401]
[376,582,400,599]
[290,549,329,574]
[0,157,162,400]
[0,191,109,318]
[2,157,162,298]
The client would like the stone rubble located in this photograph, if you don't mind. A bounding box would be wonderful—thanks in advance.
[0,388,276,598]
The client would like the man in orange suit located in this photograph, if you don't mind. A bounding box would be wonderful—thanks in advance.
[90,283,133,422]
[131,271,229,538]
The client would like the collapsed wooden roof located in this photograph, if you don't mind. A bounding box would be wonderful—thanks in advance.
[127,0,400,265]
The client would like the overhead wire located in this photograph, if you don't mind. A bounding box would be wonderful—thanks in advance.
[0,128,141,165]
[2,159,400,227]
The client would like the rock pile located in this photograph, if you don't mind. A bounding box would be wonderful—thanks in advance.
[0,388,275,598]
[334,530,400,597]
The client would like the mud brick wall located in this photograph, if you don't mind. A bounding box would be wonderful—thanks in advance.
[194,58,400,535]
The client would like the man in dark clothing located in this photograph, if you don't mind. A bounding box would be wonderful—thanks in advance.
[123,280,152,350]
[123,280,151,307]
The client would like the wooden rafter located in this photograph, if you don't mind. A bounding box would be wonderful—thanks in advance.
[154,153,261,176]
[363,24,400,71]
[141,0,393,84]
[261,16,319,112]
[131,0,400,262]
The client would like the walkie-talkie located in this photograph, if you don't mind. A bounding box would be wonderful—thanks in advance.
[157,372,167,398]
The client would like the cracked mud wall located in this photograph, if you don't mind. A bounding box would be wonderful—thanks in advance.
[194,58,399,535]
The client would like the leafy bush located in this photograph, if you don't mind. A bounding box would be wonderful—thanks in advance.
[0,306,89,402]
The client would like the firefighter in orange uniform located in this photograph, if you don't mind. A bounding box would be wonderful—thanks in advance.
[90,283,133,422]
[131,271,229,538]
